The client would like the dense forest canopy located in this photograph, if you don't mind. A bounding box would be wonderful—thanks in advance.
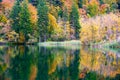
[0,0,120,44]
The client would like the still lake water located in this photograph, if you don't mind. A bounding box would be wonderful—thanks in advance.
[0,45,120,80]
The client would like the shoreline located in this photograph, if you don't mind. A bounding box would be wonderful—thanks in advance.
[0,40,120,49]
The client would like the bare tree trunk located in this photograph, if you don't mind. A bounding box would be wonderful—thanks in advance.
[39,36,41,42]
[44,35,46,42]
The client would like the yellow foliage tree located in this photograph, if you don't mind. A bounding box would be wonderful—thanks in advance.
[80,13,120,45]
[28,4,38,24]
[48,13,65,41]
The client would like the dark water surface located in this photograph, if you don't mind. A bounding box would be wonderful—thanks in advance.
[0,45,120,80]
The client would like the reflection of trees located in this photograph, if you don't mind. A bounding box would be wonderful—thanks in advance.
[90,49,96,70]
[47,48,70,80]
[36,47,49,80]
[0,46,10,77]
[57,61,69,80]
[80,47,120,79]
[36,47,80,80]
[69,50,80,80]
[2,45,120,80]
[9,46,37,80]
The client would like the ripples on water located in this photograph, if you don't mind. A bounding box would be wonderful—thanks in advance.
[0,45,120,80]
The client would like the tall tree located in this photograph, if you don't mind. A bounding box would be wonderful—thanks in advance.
[10,0,21,33]
[87,3,99,17]
[99,0,104,5]
[46,0,64,7]
[29,0,39,6]
[11,0,33,43]
[19,0,33,42]
[117,0,120,9]
[62,6,69,21]
[69,4,81,39]
[78,0,83,8]
[37,0,49,42]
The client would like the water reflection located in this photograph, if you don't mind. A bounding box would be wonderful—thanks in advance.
[0,45,120,80]
[9,46,37,80]
[36,47,49,80]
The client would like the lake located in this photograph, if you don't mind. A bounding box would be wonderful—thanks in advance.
[0,45,120,80]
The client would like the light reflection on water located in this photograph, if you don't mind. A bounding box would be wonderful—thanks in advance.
[0,45,120,80]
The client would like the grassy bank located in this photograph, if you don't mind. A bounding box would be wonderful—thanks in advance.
[102,41,120,49]
[39,40,81,49]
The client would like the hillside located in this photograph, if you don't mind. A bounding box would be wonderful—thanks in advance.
[0,0,120,44]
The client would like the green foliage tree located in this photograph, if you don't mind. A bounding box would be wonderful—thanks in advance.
[87,3,99,17]
[37,0,49,42]
[58,8,63,18]
[78,0,83,8]
[69,4,81,39]
[62,7,69,21]
[19,0,33,42]
[99,0,104,5]
[29,0,39,6]
[118,0,120,9]
[10,0,33,43]
[58,6,69,21]
[46,0,64,7]
[10,0,21,33]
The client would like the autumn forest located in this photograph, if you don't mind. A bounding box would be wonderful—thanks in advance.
[0,0,120,80]
[0,0,119,46]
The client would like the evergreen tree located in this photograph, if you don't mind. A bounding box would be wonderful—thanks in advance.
[10,0,21,33]
[99,0,104,5]
[62,6,69,21]
[118,0,120,9]
[37,0,49,42]
[29,0,39,6]
[19,0,33,42]
[46,0,64,7]
[78,0,83,8]
[69,4,81,39]
[10,0,33,42]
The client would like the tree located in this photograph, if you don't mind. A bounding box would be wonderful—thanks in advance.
[78,0,83,8]
[69,4,81,39]
[62,6,69,21]
[48,13,57,37]
[48,13,65,41]
[117,0,120,9]
[87,3,99,17]
[10,0,33,43]
[29,0,39,6]
[10,0,21,33]
[19,0,33,42]
[0,14,7,24]
[46,0,64,7]
[99,0,104,5]
[37,0,49,42]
